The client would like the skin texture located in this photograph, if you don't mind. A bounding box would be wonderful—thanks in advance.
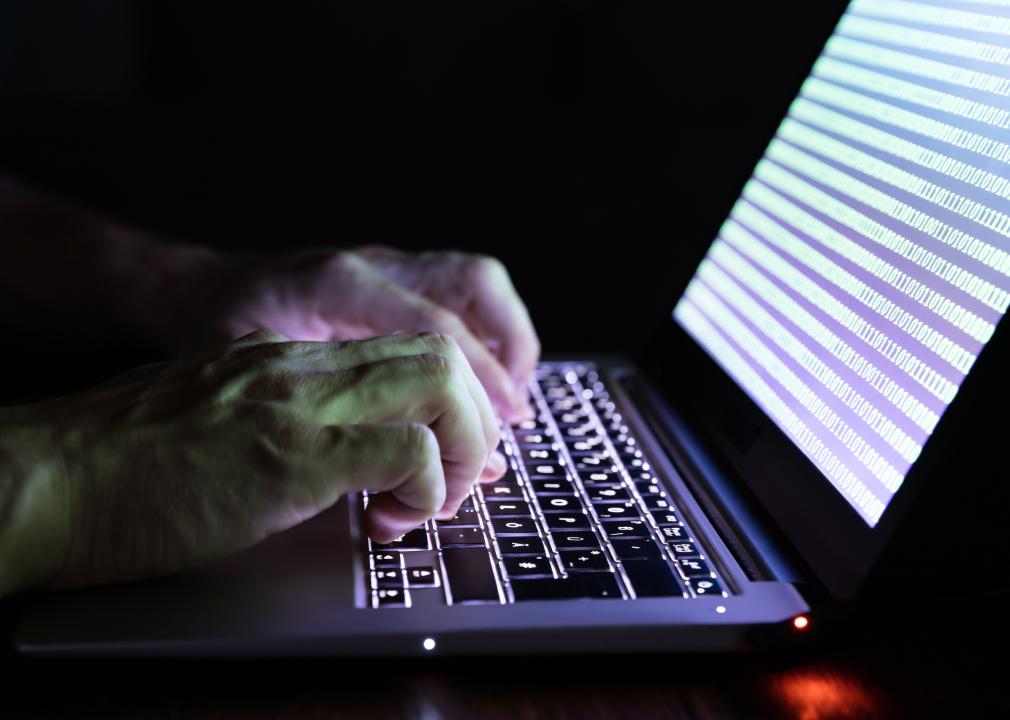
[0,179,542,598]
[0,332,507,597]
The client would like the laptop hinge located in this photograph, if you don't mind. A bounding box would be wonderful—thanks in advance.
[619,371,812,585]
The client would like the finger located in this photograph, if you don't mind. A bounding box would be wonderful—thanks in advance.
[458,257,541,387]
[330,353,489,518]
[338,268,529,423]
[302,423,446,543]
[261,333,501,461]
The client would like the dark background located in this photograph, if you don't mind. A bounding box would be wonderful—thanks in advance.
[1,0,849,356]
[8,3,1008,717]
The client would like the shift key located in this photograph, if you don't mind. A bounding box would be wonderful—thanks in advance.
[442,547,502,603]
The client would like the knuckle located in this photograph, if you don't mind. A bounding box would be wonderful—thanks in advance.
[465,254,507,283]
[411,351,459,386]
[417,330,460,355]
[402,422,439,460]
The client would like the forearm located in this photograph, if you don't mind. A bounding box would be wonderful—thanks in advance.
[0,177,219,347]
[0,414,71,598]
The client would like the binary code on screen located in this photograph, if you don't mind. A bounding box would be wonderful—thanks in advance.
[674,0,1010,526]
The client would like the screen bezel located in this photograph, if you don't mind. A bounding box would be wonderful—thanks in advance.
[643,270,1009,598]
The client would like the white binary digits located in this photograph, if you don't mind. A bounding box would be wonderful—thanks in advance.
[674,0,1010,526]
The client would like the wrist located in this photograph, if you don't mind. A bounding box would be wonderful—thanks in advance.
[0,416,73,598]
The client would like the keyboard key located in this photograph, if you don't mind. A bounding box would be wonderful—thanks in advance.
[601,519,652,538]
[657,525,689,542]
[612,539,663,560]
[643,496,672,512]
[528,464,565,477]
[373,528,430,551]
[634,481,664,496]
[540,496,580,511]
[580,469,621,483]
[375,588,410,607]
[651,511,682,526]
[543,513,592,531]
[550,531,602,550]
[437,501,482,527]
[371,552,403,568]
[586,486,631,503]
[504,555,554,578]
[372,569,404,588]
[438,526,486,547]
[530,479,575,496]
[498,536,546,556]
[669,542,701,557]
[622,559,685,598]
[442,547,501,603]
[406,566,439,586]
[485,500,534,518]
[677,557,712,578]
[511,573,621,601]
[560,549,611,572]
[491,517,539,535]
[482,481,525,500]
[594,502,642,519]
[522,448,560,464]
[515,431,552,446]
[689,577,724,596]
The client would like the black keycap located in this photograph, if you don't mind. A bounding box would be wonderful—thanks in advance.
[669,542,701,557]
[635,481,664,496]
[527,463,565,477]
[531,479,575,496]
[581,471,623,485]
[689,577,724,596]
[373,528,430,551]
[543,513,592,531]
[375,588,409,607]
[373,569,404,588]
[587,486,631,503]
[442,547,501,603]
[601,519,652,538]
[485,500,533,518]
[574,456,611,469]
[623,559,685,598]
[511,573,621,601]
[644,495,672,512]
[539,496,580,512]
[516,419,549,431]
[438,526,486,547]
[677,557,712,578]
[560,549,611,571]
[657,525,690,542]
[491,517,538,535]
[371,552,403,568]
[503,555,554,578]
[498,536,546,556]
[567,438,605,453]
[515,431,553,446]
[651,511,682,526]
[612,539,663,560]
[437,502,482,527]
[594,502,642,520]
[522,448,560,464]
[406,566,439,586]
[482,481,525,500]
[550,531,602,550]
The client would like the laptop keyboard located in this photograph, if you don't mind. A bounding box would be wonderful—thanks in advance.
[363,363,726,608]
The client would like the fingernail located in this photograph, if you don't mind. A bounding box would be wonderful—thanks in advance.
[486,450,507,474]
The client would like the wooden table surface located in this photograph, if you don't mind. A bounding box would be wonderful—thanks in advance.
[4,591,1005,720]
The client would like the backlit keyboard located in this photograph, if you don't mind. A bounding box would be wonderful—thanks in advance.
[363,363,726,608]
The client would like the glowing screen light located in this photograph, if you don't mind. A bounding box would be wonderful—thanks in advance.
[675,0,1010,526]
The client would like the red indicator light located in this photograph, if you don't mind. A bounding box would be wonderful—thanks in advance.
[793,616,810,631]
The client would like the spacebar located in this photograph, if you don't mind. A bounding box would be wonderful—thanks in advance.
[442,547,501,603]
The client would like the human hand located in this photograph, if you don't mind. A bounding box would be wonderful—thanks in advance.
[156,246,540,423]
[0,331,504,595]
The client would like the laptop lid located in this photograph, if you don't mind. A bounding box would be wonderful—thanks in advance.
[646,0,1010,598]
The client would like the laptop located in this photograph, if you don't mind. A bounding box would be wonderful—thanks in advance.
[15,0,1010,655]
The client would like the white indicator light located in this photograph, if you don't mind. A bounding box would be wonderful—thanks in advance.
[716,605,727,614]
[422,637,436,651]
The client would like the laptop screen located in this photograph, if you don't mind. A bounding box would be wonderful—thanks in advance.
[673,0,1010,527]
